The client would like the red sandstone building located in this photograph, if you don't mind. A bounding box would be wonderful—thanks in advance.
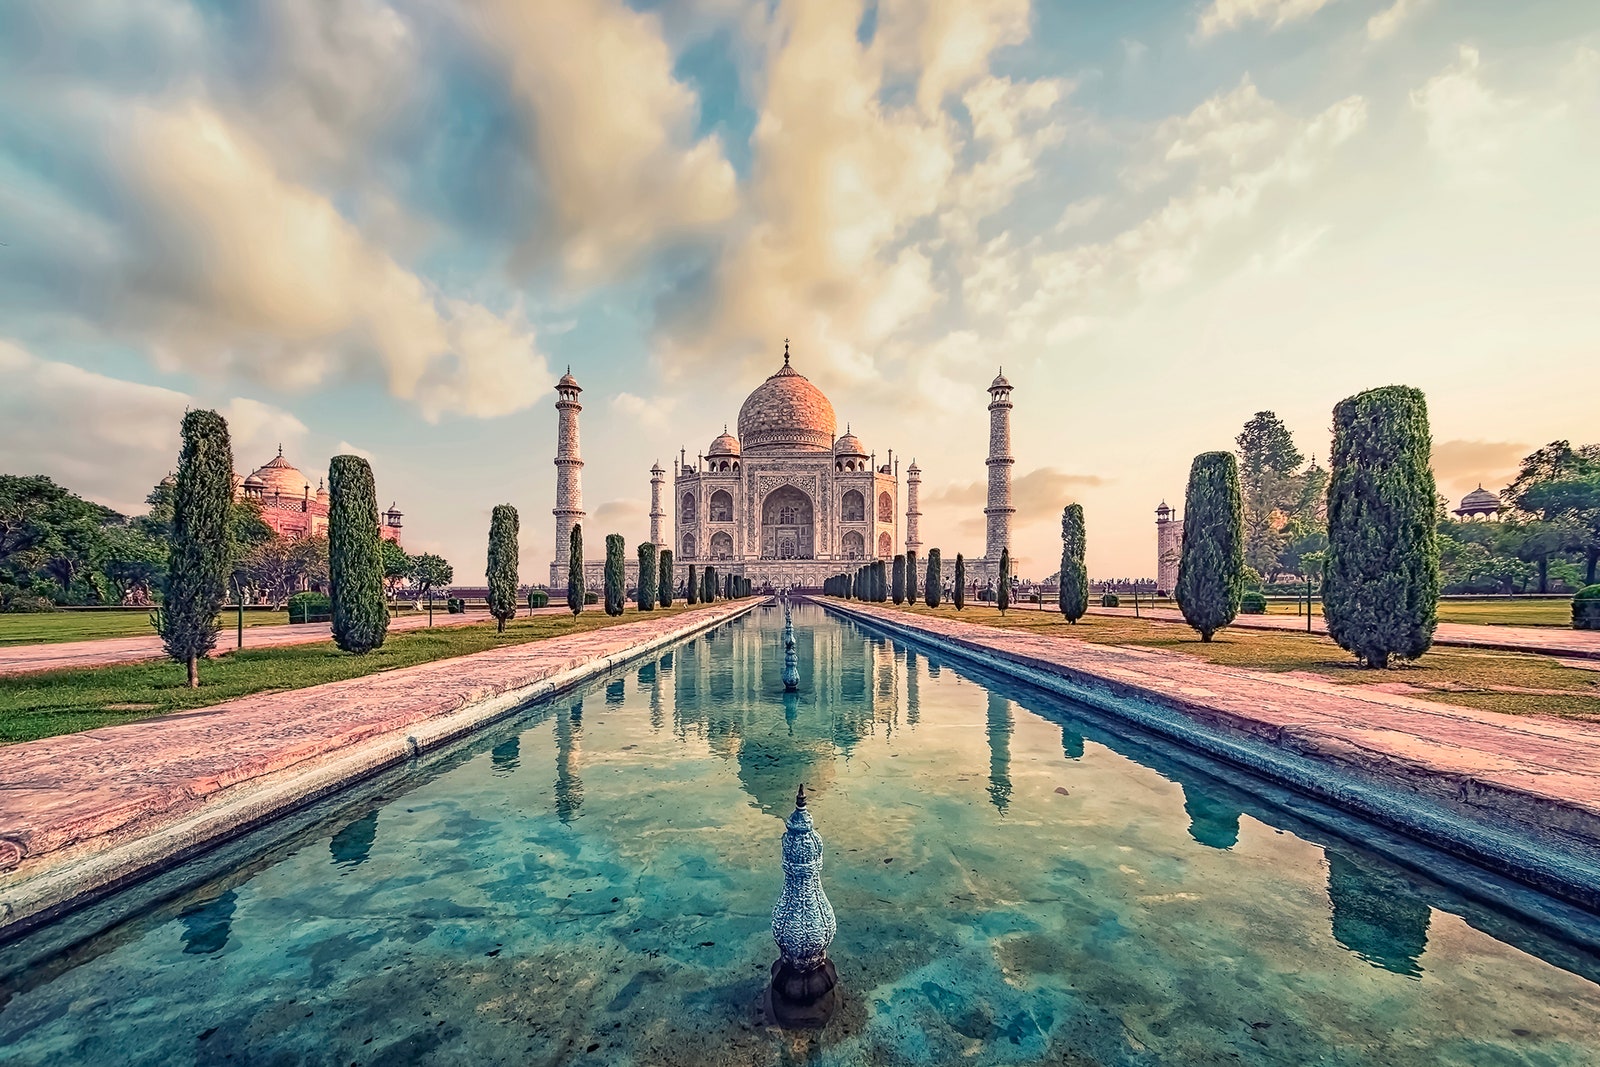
[234,447,404,545]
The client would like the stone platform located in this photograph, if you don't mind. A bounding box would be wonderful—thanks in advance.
[819,599,1600,915]
[0,599,765,938]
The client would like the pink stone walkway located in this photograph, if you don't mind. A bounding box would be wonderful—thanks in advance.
[826,600,1600,904]
[1084,604,1600,659]
[0,600,760,931]
[0,606,573,677]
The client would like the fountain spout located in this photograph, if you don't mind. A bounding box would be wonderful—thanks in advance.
[781,604,800,692]
[766,783,839,1028]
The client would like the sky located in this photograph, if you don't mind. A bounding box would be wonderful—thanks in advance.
[1,0,1597,583]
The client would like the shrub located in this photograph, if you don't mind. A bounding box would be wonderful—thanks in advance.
[953,554,966,610]
[1059,504,1088,624]
[161,409,234,686]
[1574,585,1600,630]
[328,455,390,655]
[604,534,626,616]
[1175,451,1245,642]
[1323,386,1440,667]
[447,597,466,614]
[287,591,332,624]
[528,590,549,609]
[486,504,520,633]
[584,591,599,605]
[1101,593,1120,608]
[1240,591,1267,614]
[1,592,54,613]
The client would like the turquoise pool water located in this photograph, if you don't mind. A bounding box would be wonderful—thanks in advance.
[3,602,1598,1065]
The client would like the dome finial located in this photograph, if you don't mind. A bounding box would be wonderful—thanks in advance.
[277,443,283,457]
[795,782,807,808]
[784,338,790,366]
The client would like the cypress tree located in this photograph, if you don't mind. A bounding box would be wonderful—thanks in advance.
[703,566,717,603]
[892,555,906,604]
[874,560,886,602]
[160,409,235,687]
[658,549,674,608]
[604,534,625,616]
[724,573,732,599]
[328,455,389,654]
[925,549,942,608]
[954,554,966,610]
[997,549,1011,614]
[1059,504,1088,624]
[486,503,519,633]
[567,525,584,616]
[905,549,918,604]
[686,563,698,605]
[637,543,657,610]
[1175,451,1245,642]
[1324,386,1440,668]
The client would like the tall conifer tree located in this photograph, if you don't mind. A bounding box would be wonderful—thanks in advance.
[1059,504,1088,624]
[567,525,584,616]
[486,504,519,633]
[953,554,966,610]
[686,562,698,605]
[1175,451,1245,642]
[636,543,657,610]
[925,549,942,608]
[997,549,1011,614]
[329,455,389,654]
[604,534,626,616]
[892,555,906,604]
[658,549,674,608]
[905,549,918,604]
[160,409,235,687]
[1323,386,1440,667]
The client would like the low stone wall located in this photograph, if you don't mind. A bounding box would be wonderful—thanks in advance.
[0,599,767,941]
[818,599,1600,920]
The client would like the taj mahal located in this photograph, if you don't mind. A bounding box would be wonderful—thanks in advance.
[548,343,1016,593]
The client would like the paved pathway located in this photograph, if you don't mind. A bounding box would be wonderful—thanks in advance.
[825,600,1600,910]
[1085,605,1600,659]
[0,599,761,932]
[0,606,574,677]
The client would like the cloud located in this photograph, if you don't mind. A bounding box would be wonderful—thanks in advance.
[1366,0,1430,41]
[591,499,648,538]
[0,339,306,515]
[924,466,1106,510]
[611,391,679,430]
[335,440,376,462]
[1197,0,1336,38]
[466,0,739,281]
[1431,439,1528,491]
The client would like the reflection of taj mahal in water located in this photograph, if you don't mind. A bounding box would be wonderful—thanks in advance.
[549,342,1015,591]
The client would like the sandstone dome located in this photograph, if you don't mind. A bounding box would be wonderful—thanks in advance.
[833,428,866,457]
[737,351,836,454]
[708,428,741,458]
[250,448,312,497]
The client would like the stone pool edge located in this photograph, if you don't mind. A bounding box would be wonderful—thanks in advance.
[818,599,1600,917]
[0,598,769,942]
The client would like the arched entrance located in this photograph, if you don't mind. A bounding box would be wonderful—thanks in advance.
[842,531,865,559]
[760,486,814,559]
[710,531,734,559]
[682,532,696,559]
[877,531,892,557]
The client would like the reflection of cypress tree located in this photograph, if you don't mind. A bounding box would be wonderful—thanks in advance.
[1180,782,1241,849]
[1327,851,1431,977]
[330,810,380,866]
[555,701,585,824]
[490,737,521,776]
[605,678,626,706]
[1061,726,1085,761]
[179,889,238,955]
[986,692,1014,814]
[905,649,920,726]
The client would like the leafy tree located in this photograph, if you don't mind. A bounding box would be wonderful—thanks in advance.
[567,525,584,615]
[0,474,123,605]
[328,456,389,654]
[658,549,674,608]
[905,549,917,605]
[241,536,296,606]
[99,522,167,604]
[604,534,626,616]
[636,542,657,610]
[953,554,966,610]
[892,554,906,604]
[380,539,413,598]
[925,549,941,608]
[1235,412,1307,582]
[686,562,698,605]
[160,411,235,686]
[1516,470,1600,586]
[411,552,453,611]
[1058,504,1088,623]
[487,503,519,633]
[997,549,1010,614]
[138,476,272,567]
[1323,386,1439,668]
[1175,451,1245,642]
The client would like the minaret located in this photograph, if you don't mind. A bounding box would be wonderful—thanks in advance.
[905,460,922,556]
[1156,501,1183,595]
[984,370,1015,562]
[649,461,666,547]
[553,369,585,585]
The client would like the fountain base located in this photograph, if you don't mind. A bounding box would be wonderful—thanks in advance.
[766,957,839,1029]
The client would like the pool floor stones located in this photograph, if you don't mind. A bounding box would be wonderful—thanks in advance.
[820,600,1600,916]
[0,599,766,939]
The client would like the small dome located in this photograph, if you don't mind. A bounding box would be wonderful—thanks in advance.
[708,428,741,457]
[834,428,867,457]
[736,345,836,454]
[1459,485,1500,511]
[250,447,310,497]
[557,369,581,391]
[990,370,1011,390]
[242,473,266,491]
[314,479,329,501]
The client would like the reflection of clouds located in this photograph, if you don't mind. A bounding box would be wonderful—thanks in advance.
[1326,851,1431,977]
[986,692,1014,814]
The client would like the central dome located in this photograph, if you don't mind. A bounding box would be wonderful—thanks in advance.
[737,350,836,454]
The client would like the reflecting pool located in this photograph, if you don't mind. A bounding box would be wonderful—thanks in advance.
[3,603,1599,1065]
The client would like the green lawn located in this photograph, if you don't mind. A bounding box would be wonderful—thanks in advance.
[1255,597,1573,628]
[0,610,290,646]
[886,603,1600,722]
[0,604,700,745]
